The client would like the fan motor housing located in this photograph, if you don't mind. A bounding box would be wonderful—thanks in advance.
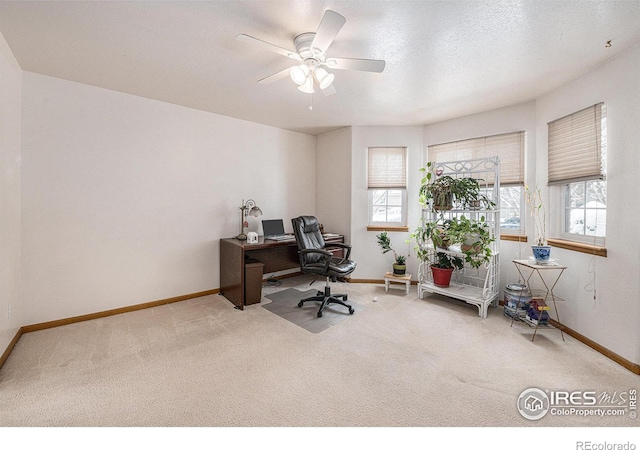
[294,32,325,63]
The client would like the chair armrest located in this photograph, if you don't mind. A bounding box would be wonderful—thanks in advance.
[324,242,350,249]
[300,248,333,257]
[325,242,352,260]
[299,248,333,272]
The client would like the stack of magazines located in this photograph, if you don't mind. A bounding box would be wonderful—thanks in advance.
[523,298,550,327]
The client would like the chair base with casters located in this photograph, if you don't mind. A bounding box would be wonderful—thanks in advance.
[298,278,355,317]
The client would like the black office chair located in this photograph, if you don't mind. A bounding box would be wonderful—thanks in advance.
[291,216,356,317]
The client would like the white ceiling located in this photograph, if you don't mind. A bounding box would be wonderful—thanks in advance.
[1,1,639,136]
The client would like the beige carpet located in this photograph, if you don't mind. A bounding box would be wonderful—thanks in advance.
[263,287,361,333]
[0,275,638,432]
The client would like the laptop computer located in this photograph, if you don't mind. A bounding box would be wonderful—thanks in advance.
[262,219,295,241]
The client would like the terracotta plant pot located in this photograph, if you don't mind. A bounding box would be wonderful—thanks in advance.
[431,265,454,287]
[461,243,482,254]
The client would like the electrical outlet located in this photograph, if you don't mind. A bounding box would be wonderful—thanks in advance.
[7,302,12,319]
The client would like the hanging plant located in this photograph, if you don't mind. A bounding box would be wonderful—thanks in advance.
[419,162,495,211]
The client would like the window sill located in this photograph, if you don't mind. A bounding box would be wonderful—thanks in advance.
[367,226,409,232]
[547,238,607,257]
[500,234,527,242]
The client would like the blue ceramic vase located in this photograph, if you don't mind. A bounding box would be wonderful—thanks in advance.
[531,245,551,263]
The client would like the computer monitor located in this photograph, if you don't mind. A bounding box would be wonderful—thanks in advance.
[262,219,286,238]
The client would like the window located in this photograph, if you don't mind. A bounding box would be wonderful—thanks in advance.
[427,131,525,234]
[500,186,524,232]
[368,147,407,227]
[548,103,607,246]
[564,180,606,237]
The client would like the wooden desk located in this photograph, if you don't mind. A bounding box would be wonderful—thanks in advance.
[219,235,344,309]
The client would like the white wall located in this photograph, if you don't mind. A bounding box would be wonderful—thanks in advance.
[536,43,640,365]
[0,31,22,352]
[350,126,424,280]
[21,73,316,325]
[423,102,538,298]
[316,127,352,239]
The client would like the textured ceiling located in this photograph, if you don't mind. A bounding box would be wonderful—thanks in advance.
[1,1,639,135]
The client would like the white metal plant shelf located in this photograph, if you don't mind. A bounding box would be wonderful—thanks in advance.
[417,157,501,318]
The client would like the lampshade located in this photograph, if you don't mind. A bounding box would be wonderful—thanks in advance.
[298,76,315,94]
[248,206,262,217]
[290,64,310,86]
[314,67,334,90]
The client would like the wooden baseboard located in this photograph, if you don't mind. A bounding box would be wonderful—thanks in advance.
[348,278,384,284]
[348,278,419,285]
[0,328,23,370]
[21,289,218,334]
[548,319,640,375]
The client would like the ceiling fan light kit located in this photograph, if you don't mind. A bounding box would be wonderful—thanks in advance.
[291,63,334,92]
[314,67,334,90]
[237,10,385,102]
[290,64,310,85]
[298,76,315,94]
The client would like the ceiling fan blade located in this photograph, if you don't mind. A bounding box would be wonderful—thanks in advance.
[257,67,292,84]
[311,10,346,54]
[237,34,300,60]
[321,84,337,96]
[325,57,386,73]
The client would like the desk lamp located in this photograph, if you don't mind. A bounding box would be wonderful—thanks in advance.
[236,199,262,240]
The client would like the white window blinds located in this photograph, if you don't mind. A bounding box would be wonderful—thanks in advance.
[548,103,605,185]
[367,147,407,188]
[427,131,524,186]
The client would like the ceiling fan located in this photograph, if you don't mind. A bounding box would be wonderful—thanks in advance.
[237,10,385,96]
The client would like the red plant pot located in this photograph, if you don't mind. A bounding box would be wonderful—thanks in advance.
[431,265,454,287]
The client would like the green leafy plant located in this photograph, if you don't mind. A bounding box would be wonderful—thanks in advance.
[418,162,437,208]
[410,214,494,270]
[419,162,456,210]
[413,163,497,273]
[434,251,464,270]
[453,177,495,210]
[409,219,463,270]
[443,215,495,269]
[376,231,407,265]
[419,162,495,211]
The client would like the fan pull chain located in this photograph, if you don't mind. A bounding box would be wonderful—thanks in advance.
[309,92,314,111]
